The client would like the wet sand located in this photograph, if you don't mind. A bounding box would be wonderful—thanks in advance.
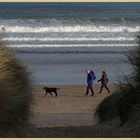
[30,84,118,128]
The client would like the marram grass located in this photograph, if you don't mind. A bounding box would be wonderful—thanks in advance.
[0,42,32,131]
[95,34,140,125]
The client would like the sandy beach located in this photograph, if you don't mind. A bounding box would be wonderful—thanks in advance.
[30,84,117,128]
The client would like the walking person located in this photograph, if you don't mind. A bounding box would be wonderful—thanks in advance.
[84,69,95,96]
[98,70,110,94]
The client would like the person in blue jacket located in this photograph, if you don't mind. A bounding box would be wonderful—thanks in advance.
[84,69,95,96]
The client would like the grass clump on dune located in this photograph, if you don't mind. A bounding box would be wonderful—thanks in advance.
[0,40,32,134]
[95,34,140,126]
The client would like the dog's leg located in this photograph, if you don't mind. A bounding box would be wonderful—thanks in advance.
[49,92,53,97]
[54,91,58,97]
[43,91,48,97]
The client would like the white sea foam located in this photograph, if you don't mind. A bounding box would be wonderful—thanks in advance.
[1,25,140,33]
[2,37,135,42]
[0,19,138,52]
[8,44,136,48]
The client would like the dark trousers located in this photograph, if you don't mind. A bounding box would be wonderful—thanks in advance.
[85,84,94,95]
[99,83,110,93]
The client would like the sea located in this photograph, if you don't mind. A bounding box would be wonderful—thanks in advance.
[0,2,139,85]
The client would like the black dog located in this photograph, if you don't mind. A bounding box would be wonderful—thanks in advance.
[43,87,60,97]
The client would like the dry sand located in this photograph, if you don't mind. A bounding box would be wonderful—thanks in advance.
[30,84,118,128]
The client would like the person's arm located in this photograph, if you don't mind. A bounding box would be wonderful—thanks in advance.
[98,75,103,82]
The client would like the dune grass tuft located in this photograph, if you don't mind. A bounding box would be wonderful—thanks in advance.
[95,34,140,125]
[0,41,32,132]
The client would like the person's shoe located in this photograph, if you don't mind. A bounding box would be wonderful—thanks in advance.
[90,94,94,96]
[84,94,88,96]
